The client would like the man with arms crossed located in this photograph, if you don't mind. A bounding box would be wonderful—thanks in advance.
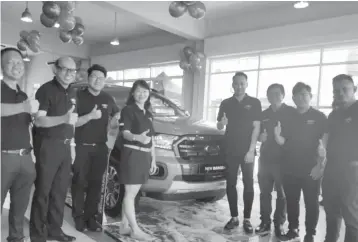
[217,72,261,233]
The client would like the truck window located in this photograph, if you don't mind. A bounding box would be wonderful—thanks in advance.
[150,95,176,117]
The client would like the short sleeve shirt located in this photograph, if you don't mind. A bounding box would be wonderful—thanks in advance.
[281,107,327,176]
[35,78,77,139]
[326,101,358,168]
[260,104,295,164]
[1,81,32,150]
[120,104,155,148]
[75,88,120,143]
[217,95,262,156]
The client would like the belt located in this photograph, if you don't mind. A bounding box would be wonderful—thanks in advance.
[81,143,105,146]
[48,138,73,145]
[124,144,151,153]
[2,148,32,156]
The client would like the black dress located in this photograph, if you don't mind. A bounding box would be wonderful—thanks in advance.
[117,104,154,184]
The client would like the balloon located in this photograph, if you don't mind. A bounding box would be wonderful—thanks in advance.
[28,40,40,53]
[30,30,41,39]
[58,11,76,31]
[189,53,201,67]
[17,40,28,51]
[188,1,206,20]
[57,1,76,12]
[183,46,194,60]
[194,63,203,71]
[59,30,72,43]
[74,16,83,25]
[183,1,196,5]
[40,13,57,28]
[197,52,206,59]
[169,1,187,18]
[20,30,29,40]
[72,23,85,36]
[72,35,84,46]
[179,60,191,70]
[42,1,61,19]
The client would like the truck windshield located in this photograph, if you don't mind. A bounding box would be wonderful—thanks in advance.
[150,93,187,118]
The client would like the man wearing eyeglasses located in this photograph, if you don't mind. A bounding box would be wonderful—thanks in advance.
[30,57,78,242]
[71,64,120,232]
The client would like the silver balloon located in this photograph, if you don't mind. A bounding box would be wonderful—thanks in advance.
[169,1,187,18]
[57,1,76,12]
[179,59,191,70]
[72,35,84,46]
[189,53,201,67]
[59,30,72,43]
[197,52,206,59]
[20,30,29,40]
[72,23,85,36]
[17,40,28,51]
[188,1,206,20]
[58,11,76,31]
[183,1,196,5]
[42,1,61,19]
[74,16,83,25]
[183,46,194,60]
[40,13,57,28]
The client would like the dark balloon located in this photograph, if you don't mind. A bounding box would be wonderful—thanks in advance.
[183,1,196,5]
[72,35,84,46]
[57,1,76,12]
[72,23,85,36]
[20,30,29,40]
[42,1,61,19]
[40,13,57,28]
[189,53,201,67]
[183,46,194,60]
[59,30,72,43]
[169,1,187,18]
[196,52,206,59]
[58,11,76,31]
[188,1,206,20]
[179,59,191,70]
[17,40,28,51]
[74,16,83,25]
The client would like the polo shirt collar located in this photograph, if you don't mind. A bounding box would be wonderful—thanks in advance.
[230,93,248,103]
[269,103,287,112]
[1,80,21,92]
[52,77,71,91]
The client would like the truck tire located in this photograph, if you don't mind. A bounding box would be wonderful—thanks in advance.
[104,160,140,218]
[196,191,226,203]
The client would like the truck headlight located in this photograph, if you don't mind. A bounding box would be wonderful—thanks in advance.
[154,134,178,150]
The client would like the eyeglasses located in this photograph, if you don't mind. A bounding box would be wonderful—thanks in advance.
[89,75,106,82]
[57,65,77,75]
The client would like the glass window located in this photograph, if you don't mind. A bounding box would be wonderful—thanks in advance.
[123,81,134,87]
[208,71,258,108]
[319,64,358,106]
[150,95,176,117]
[260,50,321,69]
[123,68,150,80]
[151,64,183,77]
[107,71,123,81]
[258,66,320,108]
[323,45,358,63]
[210,56,259,73]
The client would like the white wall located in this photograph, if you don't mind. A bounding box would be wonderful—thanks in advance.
[205,14,358,57]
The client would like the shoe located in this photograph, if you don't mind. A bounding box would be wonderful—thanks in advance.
[243,219,254,234]
[255,222,271,235]
[274,224,285,237]
[74,217,85,232]
[304,234,314,242]
[47,233,76,241]
[87,218,102,232]
[224,218,239,230]
[279,229,299,241]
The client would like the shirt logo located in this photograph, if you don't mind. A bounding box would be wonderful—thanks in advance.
[306,120,315,125]
[262,118,269,122]
[244,105,252,110]
[345,117,352,123]
[101,104,108,109]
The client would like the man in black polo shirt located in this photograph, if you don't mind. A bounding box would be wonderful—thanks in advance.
[30,57,78,242]
[277,82,327,242]
[255,84,294,237]
[217,72,261,233]
[71,64,120,232]
[1,48,38,242]
[322,74,358,242]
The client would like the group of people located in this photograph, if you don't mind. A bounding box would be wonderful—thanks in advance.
[217,71,358,242]
[1,47,157,242]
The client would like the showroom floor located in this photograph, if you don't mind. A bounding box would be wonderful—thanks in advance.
[2,182,345,242]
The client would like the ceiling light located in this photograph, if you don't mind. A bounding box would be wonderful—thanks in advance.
[110,38,120,46]
[21,2,33,22]
[54,22,60,28]
[294,1,309,9]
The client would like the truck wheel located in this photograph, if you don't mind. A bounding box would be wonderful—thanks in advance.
[196,192,226,203]
[104,160,141,218]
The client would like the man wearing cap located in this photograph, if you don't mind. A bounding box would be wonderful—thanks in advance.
[321,74,358,242]
[71,64,120,232]
[1,47,38,242]
[30,57,78,242]
[277,82,327,242]
[217,71,262,233]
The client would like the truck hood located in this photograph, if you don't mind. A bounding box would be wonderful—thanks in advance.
[153,117,224,136]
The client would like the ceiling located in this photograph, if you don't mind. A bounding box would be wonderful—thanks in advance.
[2,1,358,51]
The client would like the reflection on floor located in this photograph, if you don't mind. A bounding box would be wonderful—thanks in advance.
[65,183,345,242]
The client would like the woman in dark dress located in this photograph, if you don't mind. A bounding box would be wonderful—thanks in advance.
[117,80,157,240]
